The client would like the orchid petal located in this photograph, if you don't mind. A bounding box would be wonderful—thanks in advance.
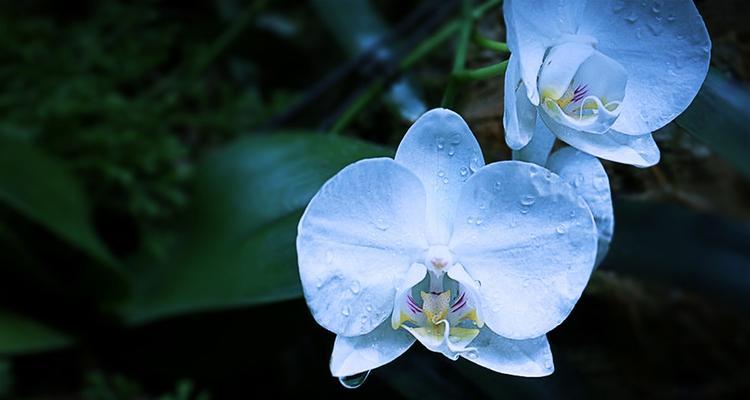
[297,158,428,336]
[330,320,415,377]
[577,0,711,134]
[395,109,484,244]
[450,161,597,340]
[541,111,660,167]
[512,114,556,166]
[547,147,614,266]
[503,54,537,150]
[461,330,554,377]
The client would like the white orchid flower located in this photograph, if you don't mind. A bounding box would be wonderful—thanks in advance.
[297,109,599,382]
[503,0,711,167]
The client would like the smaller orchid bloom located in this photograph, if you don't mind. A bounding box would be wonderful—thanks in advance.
[297,109,599,383]
[503,0,711,167]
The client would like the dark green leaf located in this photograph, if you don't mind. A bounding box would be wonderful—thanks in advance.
[0,138,116,266]
[122,133,390,324]
[0,309,72,355]
[676,68,750,178]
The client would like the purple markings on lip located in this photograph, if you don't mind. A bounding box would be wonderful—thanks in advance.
[451,292,467,311]
[571,84,588,103]
[407,294,422,313]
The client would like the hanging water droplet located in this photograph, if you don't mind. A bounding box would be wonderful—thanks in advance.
[466,351,478,359]
[459,166,469,177]
[365,304,373,312]
[339,371,370,389]
[625,11,638,23]
[450,133,462,144]
[520,206,530,215]
[350,280,361,294]
[341,306,350,316]
[569,210,576,218]
[494,181,502,191]
[467,216,474,225]
[556,224,566,235]
[437,170,445,177]
[651,0,662,13]
[442,177,449,184]
[475,218,483,226]
[447,148,456,156]
[520,194,536,206]
[666,13,676,22]
[436,137,445,150]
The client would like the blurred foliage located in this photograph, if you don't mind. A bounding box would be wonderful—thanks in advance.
[0,0,748,398]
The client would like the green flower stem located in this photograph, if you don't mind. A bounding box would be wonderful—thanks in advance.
[453,60,508,82]
[441,0,474,108]
[472,33,509,53]
[330,0,502,134]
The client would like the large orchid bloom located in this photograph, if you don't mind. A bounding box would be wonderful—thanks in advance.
[503,0,711,167]
[297,109,600,380]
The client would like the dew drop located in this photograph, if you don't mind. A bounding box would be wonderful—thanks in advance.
[666,13,676,22]
[342,306,350,316]
[449,335,459,343]
[475,218,483,226]
[436,137,445,150]
[651,0,662,13]
[325,251,334,264]
[569,210,576,218]
[442,177,449,184]
[467,216,474,225]
[520,206,530,215]
[459,166,469,177]
[544,359,553,370]
[374,218,390,231]
[350,280,361,294]
[494,181,502,191]
[466,351,478,359]
[556,224,566,235]
[469,157,481,172]
[339,371,370,389]
[437,170,445,177]
[625,11,638,23]
[365,304,373,312]
[447,148,456,157]
[573,174,584,188]
[593,176,608,190]
[450,133,462,144]
[520,194,536,206]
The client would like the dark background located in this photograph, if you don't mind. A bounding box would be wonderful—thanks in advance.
[0,0,749,398]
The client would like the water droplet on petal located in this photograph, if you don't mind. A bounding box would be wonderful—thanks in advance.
[459,166,469,178]
[350,281,361,294]
[556,224,566,235]
[436,137,445,150]
[342,306,350,316]
[625,11,638,23]
[374,218,390,231]
[447,148,456,157]
[544,359,553,370]
[520,194,536,206]
[666,13,676,22]
[573,174,584,188]
[450,134,462,144]
[467,216,474,225]
[466,351,478,359]
[469,157,481,172]
[339,371,370,389]
[442,177,449,184]
[475,218,483,226]
[520,206,530,215]
[494,182,502,191]
[651,0,662,13]
[593,176,608,190]
[437,170,445,177]
[365,304,373,312]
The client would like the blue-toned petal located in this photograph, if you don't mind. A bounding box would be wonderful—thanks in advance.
[512,114,556,166]
[503,55,537,150]
[298,158,429,336]
[450,161,597,340]
[577,0,711,134]
[461,330,554,377]
[547,147,614,267]
[504,0,585,105]
[541,111,660,167]
[395,109,484,244]
[330,320,415,377]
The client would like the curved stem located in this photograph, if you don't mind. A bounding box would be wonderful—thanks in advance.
[472,32,509,53]
[453,60,508,82]
[441,0,474,108]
